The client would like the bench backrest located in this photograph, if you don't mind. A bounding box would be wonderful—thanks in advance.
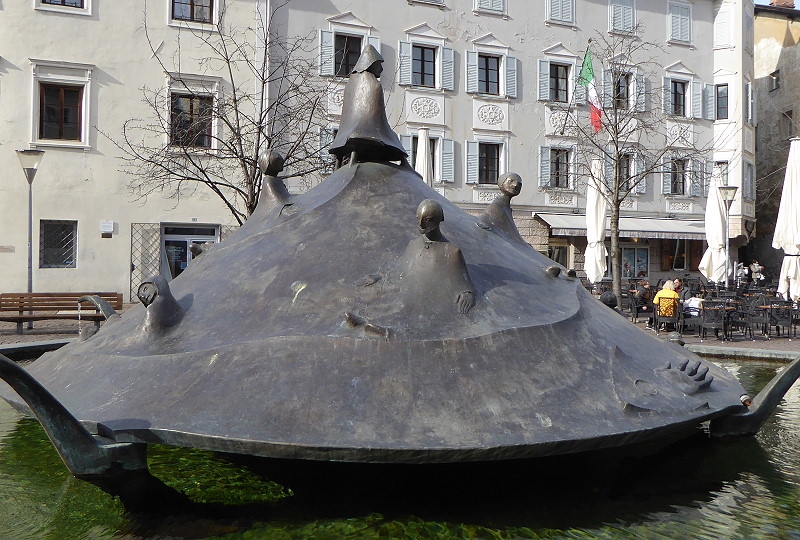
[0,292,123,312]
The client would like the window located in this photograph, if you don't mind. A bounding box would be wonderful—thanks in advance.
[614,72,631,110]
[609,0,635,33]
[479,143,501,184]
[668,2,691,44]
[714,161,729,186]
[783,111,794,139]
[40,220,77,268]
[549,63,569,103]
[770,71,780,91]
[30,60,93,148]
[671,80,686,117]
[42,0,83,6]
[539,146,574,189]
[172,0,212,23]
[745,81,755,125]
[39,84,82,141]
[714,4,732,48]
[412,136,438,175]
[334,35,362,77]
[669,158,686,195]
[402,134,455,183]
[475,0,506,15]
[605,151,645,194]
[412,45,436,87]
[618,153,632,190]
[548,0,575,24]
[662,239,687,271]
[621,247,649,278]
[743,161,756,201]
[319,126,339,172]
[548,242,569,267]
[715,84,728,120]
[170,93,213,148]
[466,50,517,98]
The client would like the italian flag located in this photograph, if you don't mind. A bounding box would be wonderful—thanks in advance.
[578,48,602,133]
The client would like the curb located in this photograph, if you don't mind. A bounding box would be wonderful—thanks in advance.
[686,344,800,362]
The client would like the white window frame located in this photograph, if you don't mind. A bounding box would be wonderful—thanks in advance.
[539,144,576,190]
[663,69,703,120]
[319,125,339,172]
[466,135,508,185]
[667,2,692,45]
[745,79,755,126]
[400,129,454,184]
[35,0,92,16]
[466,40,517,98]
[474,0,507,17]
[538,48,582,106]
[547,0,575,25]
[398,29,453,91]
[609,0,635,34]
[603,65,646,113]
[605,149,646,194]
[167,0,221,30]
[319,15,380,78]
[166,73,221,151]
[661,155,703,197]
[29,59,93,150]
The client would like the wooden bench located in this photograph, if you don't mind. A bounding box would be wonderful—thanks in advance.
[0,292,123,334]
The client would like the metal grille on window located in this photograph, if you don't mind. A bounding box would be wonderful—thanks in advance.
[40,220,77,268]
[130,223,161,302]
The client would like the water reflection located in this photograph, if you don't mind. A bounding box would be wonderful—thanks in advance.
[1,360,800,539]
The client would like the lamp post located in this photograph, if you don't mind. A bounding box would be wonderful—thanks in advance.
[16,150,45,307]
[718,185,738,290]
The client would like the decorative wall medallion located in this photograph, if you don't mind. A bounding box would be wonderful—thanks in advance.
[548,192,575,206]
[478,104,504,125]
[332,90,345,108]
[475,190,498,204]
[547,110,577,136]
[411,97,441,119]
[619,198,635,209]
[668,200,691,212]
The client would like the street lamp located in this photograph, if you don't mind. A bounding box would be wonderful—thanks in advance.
[718,184,738,290]
[16,150,45,304]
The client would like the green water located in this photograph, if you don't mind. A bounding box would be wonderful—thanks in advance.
[2,360,800,539]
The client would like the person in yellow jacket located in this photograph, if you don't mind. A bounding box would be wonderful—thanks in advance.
[652,280,680,329]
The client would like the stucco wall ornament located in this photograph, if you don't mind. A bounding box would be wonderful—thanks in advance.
[411,97,440,119]
[668,201,692,212]
[548,192,575,206]
[477,104,504,125]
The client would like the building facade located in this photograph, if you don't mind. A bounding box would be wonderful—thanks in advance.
[0,0,754,302]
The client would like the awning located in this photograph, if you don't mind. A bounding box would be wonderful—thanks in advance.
[534,213,706,241]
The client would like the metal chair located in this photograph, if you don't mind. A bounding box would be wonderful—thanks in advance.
[700,300,729,342]
[655,297,681,335]
[769,301,795,340]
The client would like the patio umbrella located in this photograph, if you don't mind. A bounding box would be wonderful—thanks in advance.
[773,138,800,301]
[584,160,607,284]
[698,172,727,284]
[414,127,433,186]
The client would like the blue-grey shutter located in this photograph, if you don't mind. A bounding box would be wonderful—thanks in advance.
[441,138,454,182]
[398,41,412,86]
[670,3,690,42]
[400,135,413,157]
[612,0,634,32]
[493,0,505,12]
[466,141,479,184]
[704,160,713,196]
[742,162,751,201]
[603,152,614,190]
[466,51,479,94]
[703,84,715,120]
[692,80,703,119]
[661,157,671,194]
[691,160,702,196]
[319,30,334,76]
[319,127,336,164]
[714,6,731,48]
[603,69,613,108]
[548,0,560,20]
[505,56,517,98]
[635,74,646,112]
[663,77,673,115]
[442,47,454,91]
[746,82,753,124]
[635,154,646,194]
[622,0,634,32]
[574,64,586,104]
[538,59,550,100]
[367,36,381,53]
[539,146,551,187]
[570,146,578,190]
[561,0,574,23]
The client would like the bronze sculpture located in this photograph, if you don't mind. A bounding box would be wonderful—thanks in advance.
[0,47,799,487]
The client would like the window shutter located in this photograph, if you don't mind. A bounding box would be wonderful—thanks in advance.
[561,0,574,23]
[603,152,614,190]
[691,160,702,196]
[466,141,479,184]
[703,84,715,121]
[538,59,550,100]
[319,30,334,76]
[493,0,505,12]
[747,83,756,125]
[548,0,560,20]
[714,6,731,48]
[635,74,646,112]
[611,0,634,32]
[670,3,690,42]
[539,146,551,187]
[442,47,454,91]
[663,77,673,115]
[570,146,578,190]
[574,64,586,104]
[704,161,713,197]
[441,139,454,183]
[661,157,671,194]
[692,80,703,119]
[398,41,412,86]
[367,36,381,52]
[635,154,647,194]
[319,127,336,161]
[742,162,751,201]
[622,0,634,32]
[505,56,517,98]
[400,134,413,157]
[603,70,613,108]
[466,51,479,94]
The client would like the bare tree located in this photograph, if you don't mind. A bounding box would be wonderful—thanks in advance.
[551,28,716,304]
[102,2,333,225]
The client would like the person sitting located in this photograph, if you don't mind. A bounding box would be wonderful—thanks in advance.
[634,280,654,328]
[682,293,703,318]
[599,291,626,317]
[653,280,680,330]
[673,277,692,305]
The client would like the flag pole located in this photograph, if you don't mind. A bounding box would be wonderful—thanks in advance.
[560,39,593,136]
